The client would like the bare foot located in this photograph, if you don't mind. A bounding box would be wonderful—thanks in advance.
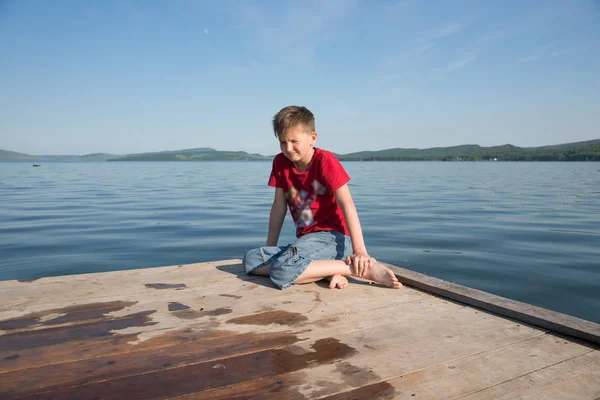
[362,259,402,289]
[326,274,349,289]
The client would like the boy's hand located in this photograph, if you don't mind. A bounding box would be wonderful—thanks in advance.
[345,253,372,277]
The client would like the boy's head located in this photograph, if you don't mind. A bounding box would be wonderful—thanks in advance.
[272,106,315,138]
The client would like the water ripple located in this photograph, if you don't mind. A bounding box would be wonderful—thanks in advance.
[0,161,598,323]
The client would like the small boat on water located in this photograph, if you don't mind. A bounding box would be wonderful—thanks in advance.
[32,164,40,167]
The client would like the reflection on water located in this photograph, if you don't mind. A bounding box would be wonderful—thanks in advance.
[0,161,599,323]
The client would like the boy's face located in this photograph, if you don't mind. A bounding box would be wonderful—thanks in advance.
[278,124,317,167]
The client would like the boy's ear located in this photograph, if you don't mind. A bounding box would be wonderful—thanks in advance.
[311,131,318,145]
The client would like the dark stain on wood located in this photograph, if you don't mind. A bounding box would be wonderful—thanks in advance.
[315,316,341,328]
[204,307,233,316]
[219,294,243,299]
[271,338,357,375]
[145,283,187,289]
[173,307,232,320]
[0,301,138,331]
[0,310,156,352]
[0,328,236,374]
[313,291,322,303]
[16,337,356,399]
[335,361,380,387]
[0,316,41,331]
[46,303,136,326]
[319,381,397,399]
[188,374,309,400]
[167,302,190,311]
[227,310,308,326]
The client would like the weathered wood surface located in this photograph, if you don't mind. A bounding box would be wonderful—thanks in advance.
[385,263,600,345]
[0,259,598,399]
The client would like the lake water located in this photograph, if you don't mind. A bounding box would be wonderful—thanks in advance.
[1,161,599,323]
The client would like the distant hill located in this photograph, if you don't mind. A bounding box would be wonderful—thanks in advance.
[527,139,600,150]
[0,148,218,162]
[109,149,269,161]
[2,140,599,162]
[79,153,123,161]
[337,139,600,161]
[0,149,39,161]
[120,147,216,158]
[0,150,122,162]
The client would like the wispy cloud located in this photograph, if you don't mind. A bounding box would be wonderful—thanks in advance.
[518,53,541,63]
[551,45,589,57]
[425,21,466,40]
[382,20,467,65]
[518,41,581,63]
[234,0,357,68]
[445,54,476,71]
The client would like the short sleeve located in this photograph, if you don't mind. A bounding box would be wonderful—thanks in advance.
[318,152,350,191]
[268,154,285,188]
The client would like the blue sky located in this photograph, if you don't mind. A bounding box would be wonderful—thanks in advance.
[1,0,599,156]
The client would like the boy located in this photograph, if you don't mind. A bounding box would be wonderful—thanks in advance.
[243,106,402,290]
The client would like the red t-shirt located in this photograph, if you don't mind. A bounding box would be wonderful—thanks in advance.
[268,148,350,237]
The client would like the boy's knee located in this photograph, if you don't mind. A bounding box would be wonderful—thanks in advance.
[243,248,261,274]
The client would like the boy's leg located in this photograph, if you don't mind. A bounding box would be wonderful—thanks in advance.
[293,259,401,288]
[245,232,401,289]
[243,245,288,276]
[250,264,270,276]
[245,257,348,288]
[266,231,348,289]
[276,231,401,289]
[249,260,349,287]
[251,258,399,288]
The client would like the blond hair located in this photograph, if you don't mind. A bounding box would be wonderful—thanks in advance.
[272,106,315,137]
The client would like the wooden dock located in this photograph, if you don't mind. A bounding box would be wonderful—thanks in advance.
[1,260,599,399]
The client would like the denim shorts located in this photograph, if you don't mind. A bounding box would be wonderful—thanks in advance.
[243,230,353,290]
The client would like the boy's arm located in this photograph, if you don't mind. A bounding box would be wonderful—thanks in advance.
[334,184,371,276]
[266,187,287,246]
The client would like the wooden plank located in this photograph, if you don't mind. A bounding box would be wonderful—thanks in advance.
[458,350,600,400]
[3,260,598,399]
[0,330,301,398]
[2,271,424,318]
[184,333,594,400]
[0,259,404,317]
[0,326,233,373]
[386,263,600,345]
[0,310,158,352]
[0,260,242,290]
[0,274,442,372]
[166,318,545,400]
[0,275,426,338]
[8,314,540,399]
[319,334,597,400]
[0,260,247,311]
[1,281,538,399]
[0,290,433,374]
[0,286,488,383]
